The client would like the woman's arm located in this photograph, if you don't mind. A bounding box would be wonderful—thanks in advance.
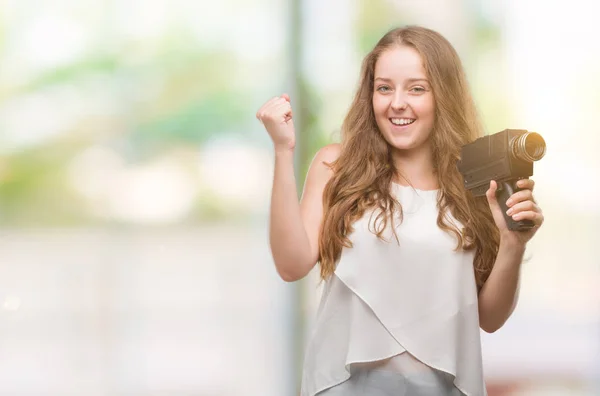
[478,178,544,333]
[256,95,340,282]
[269,144,340,282]
[477,239,525,333]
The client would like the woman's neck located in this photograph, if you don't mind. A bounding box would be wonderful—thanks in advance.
[391,145,438,190]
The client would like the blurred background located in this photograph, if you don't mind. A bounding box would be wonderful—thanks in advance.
[0,0,598,395]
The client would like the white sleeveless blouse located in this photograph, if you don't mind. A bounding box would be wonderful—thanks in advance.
[300,183,487,396]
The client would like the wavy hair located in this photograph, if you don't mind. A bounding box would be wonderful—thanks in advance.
[318,26,499,290]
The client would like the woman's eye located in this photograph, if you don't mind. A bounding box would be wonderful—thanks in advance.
[410,87,426,93]
[377,86,391,93]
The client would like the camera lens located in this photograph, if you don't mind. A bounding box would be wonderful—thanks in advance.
[511,132,546,162]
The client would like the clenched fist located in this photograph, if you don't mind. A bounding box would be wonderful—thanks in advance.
[256,94,295,151]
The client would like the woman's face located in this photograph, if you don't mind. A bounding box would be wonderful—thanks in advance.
[372,45,436,154]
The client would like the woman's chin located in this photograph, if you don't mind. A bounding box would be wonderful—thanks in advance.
[387,137,430,153]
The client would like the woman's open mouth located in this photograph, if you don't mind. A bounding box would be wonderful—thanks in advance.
[389,117,416,128]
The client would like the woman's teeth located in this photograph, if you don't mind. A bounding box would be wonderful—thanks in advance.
[390,118,415,126]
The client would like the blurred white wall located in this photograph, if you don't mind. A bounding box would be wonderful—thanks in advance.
[0,226,290,396]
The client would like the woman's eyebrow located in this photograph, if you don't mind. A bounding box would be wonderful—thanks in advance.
[405,78,429,83]
[374,77,429,83]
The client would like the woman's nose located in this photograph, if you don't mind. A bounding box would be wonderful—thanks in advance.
[391,93,407,111]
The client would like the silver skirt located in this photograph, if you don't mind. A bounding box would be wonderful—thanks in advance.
[315,367,465,396]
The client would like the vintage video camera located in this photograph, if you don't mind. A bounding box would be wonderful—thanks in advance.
[457,129,546,231]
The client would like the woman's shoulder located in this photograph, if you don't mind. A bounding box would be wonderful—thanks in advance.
[314,143,341,163]
[306,143,341,177]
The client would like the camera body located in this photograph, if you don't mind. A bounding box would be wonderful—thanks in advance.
[457,129,546,231]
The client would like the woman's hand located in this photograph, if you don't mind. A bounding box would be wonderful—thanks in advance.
[256,94,295,152]
[486,178,544,247]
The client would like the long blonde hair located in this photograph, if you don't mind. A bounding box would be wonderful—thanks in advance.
[318,26,499,290]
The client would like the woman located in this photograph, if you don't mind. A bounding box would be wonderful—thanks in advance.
[256,25,543,396]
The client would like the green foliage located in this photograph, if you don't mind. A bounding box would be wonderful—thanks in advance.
[0,26,252,225]
[130,91,247,159]
[0,143,89,226]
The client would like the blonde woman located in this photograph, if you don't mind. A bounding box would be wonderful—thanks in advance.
[256,25,543,396]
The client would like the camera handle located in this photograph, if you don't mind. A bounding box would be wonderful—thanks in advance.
[497,179,535,232]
